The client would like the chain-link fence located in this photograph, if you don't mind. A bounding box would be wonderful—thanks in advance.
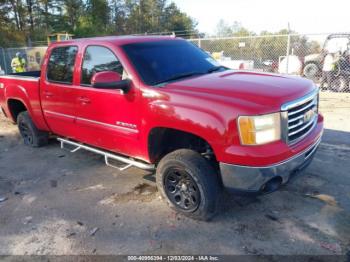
[189,33,350,93]
[1,33,350,93]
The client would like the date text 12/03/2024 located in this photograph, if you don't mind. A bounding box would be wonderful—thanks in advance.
[127,255,220,261]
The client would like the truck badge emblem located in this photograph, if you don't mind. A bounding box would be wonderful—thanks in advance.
[304,108,315,123]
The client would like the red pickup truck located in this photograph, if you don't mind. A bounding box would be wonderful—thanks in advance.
[0,36,323,220]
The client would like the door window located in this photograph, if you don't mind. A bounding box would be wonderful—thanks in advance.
[81,46,125,86]
[47,46,78,84]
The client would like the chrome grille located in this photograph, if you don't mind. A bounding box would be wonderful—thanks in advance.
[282,90,319,144]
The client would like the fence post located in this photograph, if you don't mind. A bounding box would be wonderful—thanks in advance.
[0,47,8,74]
[198,38,201,48]
[286,23,291,74]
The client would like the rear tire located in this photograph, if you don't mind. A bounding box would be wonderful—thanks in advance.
[334,75,349,92]
[17,111,48,147]
[156,149,220,221]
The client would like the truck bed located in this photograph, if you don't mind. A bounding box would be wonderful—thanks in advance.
[8,71,41,78]
[0,71,49,131]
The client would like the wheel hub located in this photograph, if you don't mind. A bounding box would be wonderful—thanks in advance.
[19,122,33,145]
[164,168,200,212]
[180,182,188,191]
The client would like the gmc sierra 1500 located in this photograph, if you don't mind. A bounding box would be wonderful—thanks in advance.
[0,36,323,220]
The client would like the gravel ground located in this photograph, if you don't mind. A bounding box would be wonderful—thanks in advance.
[0,92,349,256]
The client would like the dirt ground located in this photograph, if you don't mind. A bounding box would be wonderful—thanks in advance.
[0,92,349,256]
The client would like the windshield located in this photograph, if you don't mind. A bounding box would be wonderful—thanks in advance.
[122,40,223,86]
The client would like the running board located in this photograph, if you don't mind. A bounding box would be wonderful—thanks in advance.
[57,138,155,171]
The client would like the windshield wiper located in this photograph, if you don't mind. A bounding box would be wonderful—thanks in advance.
[207,65,228,73]
[153,66,228,86]
[154,71,206,86]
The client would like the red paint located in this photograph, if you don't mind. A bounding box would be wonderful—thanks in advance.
[0,36,324,166]
[91,71,122,85]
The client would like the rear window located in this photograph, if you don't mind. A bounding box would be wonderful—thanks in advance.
[47,46,78,84]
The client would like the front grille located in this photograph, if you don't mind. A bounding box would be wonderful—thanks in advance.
[282,91,318,144]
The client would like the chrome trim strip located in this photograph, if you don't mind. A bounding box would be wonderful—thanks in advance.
[221,135,322,169]
[288,101,316,116]
[44,111,139,134]
[281,89,319,111]
[305,140,320,160]
[288,117,317,136]
[288,115,304,123]
[281,88,319,144]
[76,117,139,134]
[44,110,75,119]
[280,111,289,143]
[288,118,318,145]
[0,75,39,81]
[289,119,305,130]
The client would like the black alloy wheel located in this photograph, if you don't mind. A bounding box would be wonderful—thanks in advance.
[156,149,220,221]
[18,120,34,145]
[164,168,200,212]
[17,111,49,147]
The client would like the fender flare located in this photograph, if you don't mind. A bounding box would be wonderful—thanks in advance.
[5,84,33,121]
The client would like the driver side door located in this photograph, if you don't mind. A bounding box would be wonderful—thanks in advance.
[74,45,141,156]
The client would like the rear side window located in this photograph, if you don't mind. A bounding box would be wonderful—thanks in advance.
[47,46,78,84]
[81,46,123,85]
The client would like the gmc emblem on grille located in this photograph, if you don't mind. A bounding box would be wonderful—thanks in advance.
[303,108,316,123]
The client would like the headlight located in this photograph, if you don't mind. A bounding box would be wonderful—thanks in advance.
[238,112,281,145]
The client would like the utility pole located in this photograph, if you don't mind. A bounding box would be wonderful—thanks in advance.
[139,0,142,33]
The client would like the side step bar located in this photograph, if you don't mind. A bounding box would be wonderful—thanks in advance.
[57,138,155,171]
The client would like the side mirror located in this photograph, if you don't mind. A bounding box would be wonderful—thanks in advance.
[91,71,131,93]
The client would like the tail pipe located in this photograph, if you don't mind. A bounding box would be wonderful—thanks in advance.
[260,176,283,194]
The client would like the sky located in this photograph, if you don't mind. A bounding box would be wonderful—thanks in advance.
[173,0,350,35]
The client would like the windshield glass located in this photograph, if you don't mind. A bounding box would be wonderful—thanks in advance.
[122,40,222,86]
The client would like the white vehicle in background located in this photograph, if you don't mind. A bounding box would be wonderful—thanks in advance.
[219,58,254,70]
[0,66,4,75]
[303,34,350,79]
[212,51,254,70]
[278,55,303,75]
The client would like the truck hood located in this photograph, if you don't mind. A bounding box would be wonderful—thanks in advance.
[163,70,316,114]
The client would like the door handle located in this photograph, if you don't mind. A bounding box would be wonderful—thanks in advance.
[78,97,91,104]
[43,91,54,98]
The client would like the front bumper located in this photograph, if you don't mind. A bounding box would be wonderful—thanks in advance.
[219,136,322,194]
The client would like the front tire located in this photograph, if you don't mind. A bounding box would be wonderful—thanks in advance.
[156,149,220,221]
[17,111,49,147]
[303,63,319,80]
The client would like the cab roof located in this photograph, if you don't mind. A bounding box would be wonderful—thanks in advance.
[49,35,181,47]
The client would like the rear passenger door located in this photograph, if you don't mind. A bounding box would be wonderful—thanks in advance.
[41,45,79,138]
[73,45,140,155]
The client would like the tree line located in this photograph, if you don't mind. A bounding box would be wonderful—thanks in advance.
[0,0,321,63]
[0,0,197,47]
